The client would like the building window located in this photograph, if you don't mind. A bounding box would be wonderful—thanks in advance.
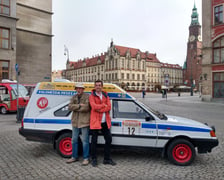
[0,28,9,49]
[214,5,223,25]
[132,74,135,80]
[0,0,10,16]
[121,73,124,79]
[138,61,140,69]
[213,36,224,64]
[213,72,224,98]
[0,60,9,81]
[114,59,117,68]
[127,74,129,80]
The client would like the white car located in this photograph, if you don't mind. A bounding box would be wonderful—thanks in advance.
[19,82,219,166]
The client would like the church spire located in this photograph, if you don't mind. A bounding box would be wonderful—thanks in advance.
[191,2,199,25]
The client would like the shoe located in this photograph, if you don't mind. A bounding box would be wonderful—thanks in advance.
[103,159,116,166]
[66,158,78,164]
[82,159,89,166]
[91,159,97,167]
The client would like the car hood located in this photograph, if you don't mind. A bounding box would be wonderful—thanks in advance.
[166,115,211,129]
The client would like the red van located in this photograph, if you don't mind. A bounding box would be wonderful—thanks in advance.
[0,80,29,114]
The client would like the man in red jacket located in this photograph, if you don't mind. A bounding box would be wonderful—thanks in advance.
[89,80,116,167]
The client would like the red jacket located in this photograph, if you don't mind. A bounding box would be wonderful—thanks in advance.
[89,90,111,129]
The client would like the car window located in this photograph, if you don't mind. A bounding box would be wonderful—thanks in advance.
[54,104,71,117]
[113,100,149,119]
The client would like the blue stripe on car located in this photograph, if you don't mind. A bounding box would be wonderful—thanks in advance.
[24,118,71,124]
[23,119,210,132]
[157,124,210,132]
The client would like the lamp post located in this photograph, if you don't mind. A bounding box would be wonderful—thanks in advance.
[64,45,70,80]
[190,46,194,96]
[64,45,69,61]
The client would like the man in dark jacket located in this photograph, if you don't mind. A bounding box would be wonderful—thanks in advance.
[66,82,90,166]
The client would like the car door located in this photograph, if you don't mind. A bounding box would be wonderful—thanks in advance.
[111,99,157,148]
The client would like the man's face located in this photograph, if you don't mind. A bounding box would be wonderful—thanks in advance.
[95,82,103,93]
[75,87,84,96]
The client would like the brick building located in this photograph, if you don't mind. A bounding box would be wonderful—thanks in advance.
[183,3,202,95]
[201,0,224,101]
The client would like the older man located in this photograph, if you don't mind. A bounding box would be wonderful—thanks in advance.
[66,82,90,166]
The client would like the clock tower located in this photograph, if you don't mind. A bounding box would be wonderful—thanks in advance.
[183,2,202,95]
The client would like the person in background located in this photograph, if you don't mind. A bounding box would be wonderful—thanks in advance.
[89,80,116,167]
[142,88,146,98]
[66,82,90,166]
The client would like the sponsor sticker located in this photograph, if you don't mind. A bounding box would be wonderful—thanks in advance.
[37,97,48,109]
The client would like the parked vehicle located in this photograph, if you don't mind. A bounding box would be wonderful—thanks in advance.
[23,84,36,96]
[19,82,218,166]
[0,80,29,114]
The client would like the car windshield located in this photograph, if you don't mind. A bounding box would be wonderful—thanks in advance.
[137,100,168,120]
[10,84,28,97]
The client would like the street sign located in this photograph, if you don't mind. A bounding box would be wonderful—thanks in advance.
[15,64,19,72]
[164,74,169,86]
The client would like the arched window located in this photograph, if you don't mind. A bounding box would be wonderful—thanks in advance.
[213,36,224,64]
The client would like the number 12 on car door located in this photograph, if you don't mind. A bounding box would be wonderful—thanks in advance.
[122,120,141,135]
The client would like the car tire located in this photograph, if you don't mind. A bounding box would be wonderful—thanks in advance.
[167,138,195,166]
[56,132,72,158]
[0,106,7,114]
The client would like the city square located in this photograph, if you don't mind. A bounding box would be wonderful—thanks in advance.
[0,92,223,180]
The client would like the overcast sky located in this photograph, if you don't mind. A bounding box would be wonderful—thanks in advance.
[52,0,202,71]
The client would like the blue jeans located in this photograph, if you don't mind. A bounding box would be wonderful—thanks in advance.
[72,126,89,160]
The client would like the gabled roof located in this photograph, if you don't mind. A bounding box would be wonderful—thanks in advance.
[114,45,160,63]
[161,63,182,69]
[69,53,106,69]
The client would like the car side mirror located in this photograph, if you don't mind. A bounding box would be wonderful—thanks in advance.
[145,117,152,122]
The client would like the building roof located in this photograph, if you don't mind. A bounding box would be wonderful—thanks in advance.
[161,62,182,69]
[68,44,180,70]
[69,53,106,68]
[114,45,160,63]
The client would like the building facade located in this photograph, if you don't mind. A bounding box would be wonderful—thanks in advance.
[183,3,202,94]
[63,41,183,91]
[0,0,17,81]
[201,0,224,101]
[52,70,62,82]
[0,0,52,83]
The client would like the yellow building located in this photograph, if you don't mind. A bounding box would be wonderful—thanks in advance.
[63,41,183,91]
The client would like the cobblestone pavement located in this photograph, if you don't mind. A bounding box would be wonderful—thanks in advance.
[0,93,224,180]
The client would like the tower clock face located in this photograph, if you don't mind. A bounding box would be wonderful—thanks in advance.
[189,35,195,42]
[198,35,202,41]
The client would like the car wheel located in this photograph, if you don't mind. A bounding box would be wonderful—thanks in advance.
[0,106,7,114]
[167,139,195,166]
[56,133,72,158]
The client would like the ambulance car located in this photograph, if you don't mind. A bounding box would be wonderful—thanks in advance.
[19,82,219,166]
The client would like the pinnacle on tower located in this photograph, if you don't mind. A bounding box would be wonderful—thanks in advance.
[191,2,199,25]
